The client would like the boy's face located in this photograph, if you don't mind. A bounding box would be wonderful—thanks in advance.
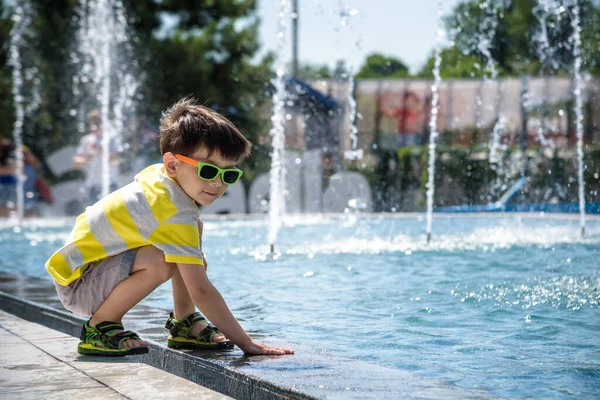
[163,146,236,206]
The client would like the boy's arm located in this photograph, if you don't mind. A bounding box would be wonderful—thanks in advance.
[177,263,294,356]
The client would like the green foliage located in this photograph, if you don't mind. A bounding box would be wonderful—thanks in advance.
[416,47,490,79]
[442,0,600,77]
[355,53,410,79]
[2,0,273,178]
[0,1,13,139]
[295,63,333,81]
[580,4,600,75]
[349,145,600,211]
[124,0,272,149]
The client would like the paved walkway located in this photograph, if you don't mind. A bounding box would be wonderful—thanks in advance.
[0,310,230,400]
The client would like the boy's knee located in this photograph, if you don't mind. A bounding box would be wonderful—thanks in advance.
[154,261,177,283]
[134,246,177,283]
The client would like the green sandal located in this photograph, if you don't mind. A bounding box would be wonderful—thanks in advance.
[77,320,149,357]
[165,312,234,350]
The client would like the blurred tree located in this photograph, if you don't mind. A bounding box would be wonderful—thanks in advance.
[355,53,410,79]
[333,59,350,80]
[0,1,78,160]
[0,1,12,139]
[124,0,273,160]
[443,0,600,77]
[295,63,332,81]
[2,0,273,178]
[416,47,488,79]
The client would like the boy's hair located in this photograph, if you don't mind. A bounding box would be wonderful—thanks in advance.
[159,97,252,162]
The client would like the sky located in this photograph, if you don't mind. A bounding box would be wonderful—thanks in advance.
[257,0,463,74]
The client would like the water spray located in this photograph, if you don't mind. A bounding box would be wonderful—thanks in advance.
[425,0,443,244]
[267,0,290,251]
[8,4,29,223]
[570,1,586,237]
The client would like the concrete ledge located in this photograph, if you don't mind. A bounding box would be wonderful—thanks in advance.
[0,290,314,400]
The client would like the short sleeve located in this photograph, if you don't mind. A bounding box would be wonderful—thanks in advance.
[148,221,204,266]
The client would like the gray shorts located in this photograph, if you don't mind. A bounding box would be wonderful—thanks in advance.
[54,248,138,317]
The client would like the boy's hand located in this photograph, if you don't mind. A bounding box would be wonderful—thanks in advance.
[240,339,294,356]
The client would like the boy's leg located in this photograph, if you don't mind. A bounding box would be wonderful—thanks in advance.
[90,245,176,348]
[171,267,227,342]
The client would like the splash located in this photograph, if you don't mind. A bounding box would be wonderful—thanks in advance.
[454,275,599,311]
[255,223,600,256]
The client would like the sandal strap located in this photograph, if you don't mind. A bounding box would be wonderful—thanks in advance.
[182,312,208,328]
[165,312,217,340]
[94,321,125,335]
[197,325,219,343]
[110,330,142,349]
[81,320,144,350]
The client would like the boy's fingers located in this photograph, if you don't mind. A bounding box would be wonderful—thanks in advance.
[262,346,294,355]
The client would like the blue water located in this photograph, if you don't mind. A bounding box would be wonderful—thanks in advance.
[1,215,599,398]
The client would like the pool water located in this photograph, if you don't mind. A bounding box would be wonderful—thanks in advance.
[1,214,599,398]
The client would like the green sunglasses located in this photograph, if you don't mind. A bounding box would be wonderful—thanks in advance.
[174,154,243,185]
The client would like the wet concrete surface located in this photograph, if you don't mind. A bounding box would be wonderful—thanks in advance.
[0,309,230,399]
[0,271,492,399]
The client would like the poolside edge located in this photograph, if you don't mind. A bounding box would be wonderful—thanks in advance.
[0,290,316,400]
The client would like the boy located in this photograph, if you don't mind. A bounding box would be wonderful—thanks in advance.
[46,98,294,357]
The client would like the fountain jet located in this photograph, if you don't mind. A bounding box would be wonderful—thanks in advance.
[425,0,443,243]
[267,0,290,251]
[570,1,586,237]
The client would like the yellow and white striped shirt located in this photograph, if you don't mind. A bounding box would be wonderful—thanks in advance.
[47,164,204,286]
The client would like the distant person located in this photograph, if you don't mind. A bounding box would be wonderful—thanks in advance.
[21,145,46,216]
[73,110,121,205]
[0,139,17,217]
[321,152,336,190]
[0,140,44,217]
[46,98,294,357]
[380,90,424,147]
